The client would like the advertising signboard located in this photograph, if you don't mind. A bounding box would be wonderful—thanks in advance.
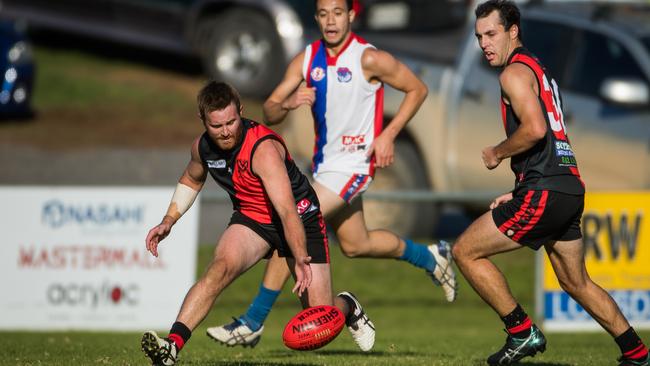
[0,186,199,330]
[539,192,650,331]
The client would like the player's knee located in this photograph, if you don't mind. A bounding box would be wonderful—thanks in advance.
[339,240,365,258]
[201,258,234,292]
[558,276,588,296]
[451,240,469,264]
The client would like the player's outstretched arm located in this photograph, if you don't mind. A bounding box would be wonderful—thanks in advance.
[252,139,312,296]
[145,137,207,257]
[263,52,313,126]
[482,64,547,169]
[362,48,428,168]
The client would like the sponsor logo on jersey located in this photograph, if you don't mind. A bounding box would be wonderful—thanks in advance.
[311,67,325,82]
[555,141,575,156]
[207,159,227,169]
[342,134,365,145]
[236,159,249,172]
[336,67,352,83]
[555,141,577,166]
[339,145,367,153]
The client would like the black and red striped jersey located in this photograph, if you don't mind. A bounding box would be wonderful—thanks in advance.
[198,118,318,224]
[501,47,585,195]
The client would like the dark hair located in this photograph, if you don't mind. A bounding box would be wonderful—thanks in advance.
[475,0,522,40]
[314,0,354,12]
[197,81,241,123]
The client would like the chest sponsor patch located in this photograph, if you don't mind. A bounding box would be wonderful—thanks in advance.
[310,67,325,82]
[342,134,365,145]
[337,67,352,83]
[206,159,227,169]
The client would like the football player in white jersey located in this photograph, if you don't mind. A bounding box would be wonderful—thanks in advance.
[206,0,457,351]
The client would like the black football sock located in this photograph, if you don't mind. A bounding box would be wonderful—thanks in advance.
[501,304,532,338]
[168,321,192,351]
[339,294,357,322]
[616,327,649,361]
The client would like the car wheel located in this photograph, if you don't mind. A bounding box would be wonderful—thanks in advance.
[199,9,284,98]
[363,139,437,238]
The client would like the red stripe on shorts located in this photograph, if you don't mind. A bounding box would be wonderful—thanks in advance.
[512,190,548,241]
[338,174,360,199]
[317,212,330,263]
[499,190,535,233]
[351,175,369,199]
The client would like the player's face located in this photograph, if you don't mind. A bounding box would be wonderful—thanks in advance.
[475,10,518,67]
[203,102,243,150]
[315,0,355,48]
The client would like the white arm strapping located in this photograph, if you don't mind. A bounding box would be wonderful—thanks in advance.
[166,182,199,220]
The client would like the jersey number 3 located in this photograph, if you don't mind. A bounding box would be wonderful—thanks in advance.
[542,74,568,139]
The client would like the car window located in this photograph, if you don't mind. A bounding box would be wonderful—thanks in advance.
[477,18,575,79]
[286,0,317,29]
[520,19,576,85]
[567,31,648,97]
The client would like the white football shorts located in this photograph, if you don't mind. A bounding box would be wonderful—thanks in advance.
[313,171,373,204]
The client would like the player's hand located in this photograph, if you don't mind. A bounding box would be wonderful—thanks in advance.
[291,256,312,297]
[145,221,172,257]
[283,86,316,111]
[490,192,513,209]
[482,146,502,170]
[366,134,395,168]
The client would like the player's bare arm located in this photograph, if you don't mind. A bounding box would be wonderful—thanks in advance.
[362,48,428,168]
[145,137,207,257]
[482,63,547,169]
[252,139,312,296]
[263,52,314,126]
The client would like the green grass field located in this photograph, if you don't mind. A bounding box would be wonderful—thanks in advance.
[4,244,647,366]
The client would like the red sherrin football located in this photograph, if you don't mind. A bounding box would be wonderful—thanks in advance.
[282,305,345,351]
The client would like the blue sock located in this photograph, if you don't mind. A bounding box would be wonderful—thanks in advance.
[239,284,281,331]
[399,239,436,272]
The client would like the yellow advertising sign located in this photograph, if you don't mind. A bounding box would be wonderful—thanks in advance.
[540,192,650,331]
[543,192,650,289]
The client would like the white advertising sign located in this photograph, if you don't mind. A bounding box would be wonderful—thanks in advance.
[0,186,199,330]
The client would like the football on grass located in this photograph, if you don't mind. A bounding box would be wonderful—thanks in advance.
[282,305,346,351]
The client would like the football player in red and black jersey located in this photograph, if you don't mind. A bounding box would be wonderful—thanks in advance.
[139,81,373,366]
[451,1,649,365]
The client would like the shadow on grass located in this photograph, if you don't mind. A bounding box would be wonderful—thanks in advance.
[516,362,571,366]
[197,362,317,366]
[268,349,423,357]
[317,349,422,357]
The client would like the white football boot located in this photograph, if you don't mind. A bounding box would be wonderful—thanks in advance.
[141,330,178,366]
[427,240,458,302]
[337,291,375,352]
[206,317,263,348]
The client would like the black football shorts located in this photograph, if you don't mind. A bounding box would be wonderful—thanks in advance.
[229,211,330,263]
[492,189,584,250]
